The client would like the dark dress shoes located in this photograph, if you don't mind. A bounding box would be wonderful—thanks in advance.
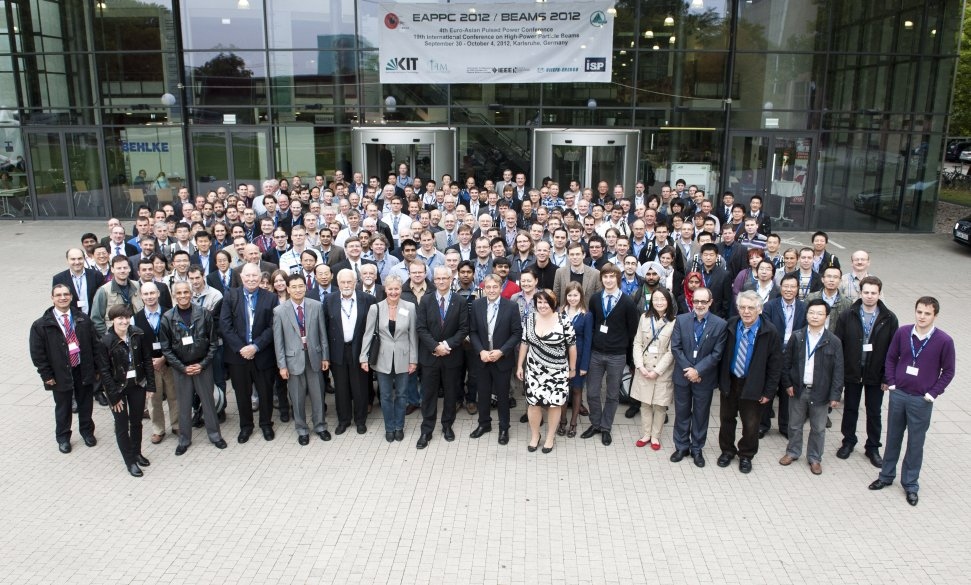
[357,424,367,435]
[470,425,491,438]
[238,431,251,444]
[670,449,689,463]
[906,491,919,506]
[213,439,228,449]
[280,411,291,423]
[385,432,395,443]
[836,444,853,459]
[298,434,310,446]
[498,430,509,445]
[335,423,349,435]
[96,392,109,407]
[128,464,143,478]
[717,453,734,467]
[868,479,892,490]
[520,413,529,423]
[866,450,884,468]
[416,433,432,449]
[442,426,455,442]
[692,452,706,468]
[136,455,150,467]
[757,430,767,439]
[175,444,189,456]
[317,430,332,441]
[405,405,419,415]
[58,442,71,454]
[580,426,600,439]
[739,458,753,474]
[624,404,639,419]
[262,427,275,441]
[82,435,97,447]
[394,430,404,442]
[601,431,612,446]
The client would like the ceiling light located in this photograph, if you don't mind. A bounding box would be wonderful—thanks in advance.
[664,16,674,26]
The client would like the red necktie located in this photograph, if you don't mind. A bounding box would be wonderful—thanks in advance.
[306,274,313,290]
[296,305,306,345]
[63,313,80,367]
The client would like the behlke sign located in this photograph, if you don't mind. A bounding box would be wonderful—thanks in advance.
[379,1,614,84]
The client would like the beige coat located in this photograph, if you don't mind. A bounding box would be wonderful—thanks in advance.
[630,315,675,406]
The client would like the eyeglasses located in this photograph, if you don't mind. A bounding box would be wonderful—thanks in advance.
[693,299,711,305]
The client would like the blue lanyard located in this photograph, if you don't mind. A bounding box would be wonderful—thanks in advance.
[909,330,933,365]
[860,308,876,342]
[602,293,615,318]
[293,304,305,334]
[438,293,451,321]
[702,271,711,287]
[176,319,192,334]
[341,297,355,320]
[61,311,76,335]
[693,317,707,345]
[806,331,822,359]
[648,317,666,347]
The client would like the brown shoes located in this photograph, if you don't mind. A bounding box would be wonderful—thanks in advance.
[809,462,823,475]
[150,432,165,444]
[466,402,477,415]
[779,454,795,466]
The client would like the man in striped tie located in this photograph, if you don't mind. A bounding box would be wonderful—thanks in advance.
[716,290,783,474]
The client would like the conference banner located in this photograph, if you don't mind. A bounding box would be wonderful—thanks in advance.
[379,1,615,84]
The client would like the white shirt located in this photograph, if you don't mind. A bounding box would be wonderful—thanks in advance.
[803,328,823,385]
[340,295,357,343]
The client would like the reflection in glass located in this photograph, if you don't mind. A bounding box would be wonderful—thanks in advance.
[66,132,105,217]
[182,0,265,51]
[28,132,68,217]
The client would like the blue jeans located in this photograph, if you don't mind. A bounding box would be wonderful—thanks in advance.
[377,371,409,432]
[406,369,421,406]
[879,390,934,493]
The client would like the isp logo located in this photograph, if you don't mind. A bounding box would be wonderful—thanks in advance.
[585,58,606,72]
[385,13,400,29]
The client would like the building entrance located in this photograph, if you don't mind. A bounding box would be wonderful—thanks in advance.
[350,127,456,188]
[532,129,640,194]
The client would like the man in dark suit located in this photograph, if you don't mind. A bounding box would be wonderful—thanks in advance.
[716,291,783,474]
[234,244,278,278]
[357,264,385,301]
[330,236,377,282]
[670,286,728,468]
[219,263,280,443]
[207,262,242,294]
[759,273,807,438]
[697,243,733,318]
[306,264,336,302]
[323,268,376,435]
[468,274,522,445]
[189,230,215,276]
[52,248,103,315]
[135,258,173,308]
[415,266,470,449]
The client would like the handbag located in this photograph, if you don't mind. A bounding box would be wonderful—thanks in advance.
[367,310,382,367]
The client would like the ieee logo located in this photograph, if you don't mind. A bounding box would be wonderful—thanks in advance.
[386,57,418,71]
[584,58,606,72]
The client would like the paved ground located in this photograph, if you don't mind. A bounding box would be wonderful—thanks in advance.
[1,222,969,585]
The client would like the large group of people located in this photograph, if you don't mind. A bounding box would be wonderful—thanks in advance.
[29,167,956,506]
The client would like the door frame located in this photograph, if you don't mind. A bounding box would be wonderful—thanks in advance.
[350,127,457,185]
[723,130,820,229]
[22,127,109,219]
[188,126,273,195]
[532,129,641,194]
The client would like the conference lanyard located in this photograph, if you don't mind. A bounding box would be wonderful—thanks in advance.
[806,331,822,360]
[910,330,933,366]
[693,317,707,345]
[860,309,876,343]
[293,305,305,336]
[438,293,451,322]
[602,293,616,318]
[341,297,355,320]
[649,318,666,347]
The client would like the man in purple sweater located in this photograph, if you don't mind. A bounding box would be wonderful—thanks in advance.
[868,296,956,506]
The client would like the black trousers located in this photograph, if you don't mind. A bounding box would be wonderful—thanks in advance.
[420,362,462,434]
[331,344,368,426]
[841,382,884,452]
[476,362,512,431]
[228,361,275,431]
[718,376,764,459]
[110,385,147,466]
[461,343,478,403]
[52,366,94,443]
[759,382,789,433]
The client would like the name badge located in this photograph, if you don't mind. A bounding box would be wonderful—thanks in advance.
[399,308,409,317]
[300,336,307,345]
[862,343,873,352]
[906,365,919,376]
[648,346,658,354]
[181,336,193,345]
[126,370,136,379]
[693,350,698,359]
[152,342,161,350]
[599,325,609,334]
[68,342,79,353]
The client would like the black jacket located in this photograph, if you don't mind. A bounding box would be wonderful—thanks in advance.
[833,299,899,386]
[718,317,783,401]
[159,304,218,372]
[96,327,156,404]
[782,328,845,405]
[29,307,98,392]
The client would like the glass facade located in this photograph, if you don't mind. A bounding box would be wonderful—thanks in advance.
[0,0,961,231]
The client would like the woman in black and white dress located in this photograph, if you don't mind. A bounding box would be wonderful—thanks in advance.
[516,289,576,453]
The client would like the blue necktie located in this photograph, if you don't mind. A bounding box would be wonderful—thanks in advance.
[733,327,750,377]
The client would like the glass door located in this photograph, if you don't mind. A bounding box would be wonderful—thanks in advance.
[363,143,432,183]
[350,128,456,187]
[727,133,814,229]
[551,145,586,188]
[26,130,106,218]
[191,128,270,195]
[533,129,640,193]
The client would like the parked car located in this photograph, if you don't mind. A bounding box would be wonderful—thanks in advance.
[945,140,971,162]
[954,215,971,247]
[960,149,971,164]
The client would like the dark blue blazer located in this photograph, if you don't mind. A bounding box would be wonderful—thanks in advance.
[469,297,522,372]
[323,291,375,365]
[415,291,470,367]
[207,270,242,294]
[567,310,593,375]
[52,268,102,313]
[670,311,728,390]
[761,297,807,349]
[219,287,279,368]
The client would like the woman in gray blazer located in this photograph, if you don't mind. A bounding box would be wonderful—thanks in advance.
[360,274,418,442]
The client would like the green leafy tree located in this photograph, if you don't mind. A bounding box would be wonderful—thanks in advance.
[949,4,971,136]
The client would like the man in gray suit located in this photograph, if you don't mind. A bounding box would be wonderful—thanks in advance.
[551,243,603,304]
[273,273,331,445]
[669,286,728,468]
